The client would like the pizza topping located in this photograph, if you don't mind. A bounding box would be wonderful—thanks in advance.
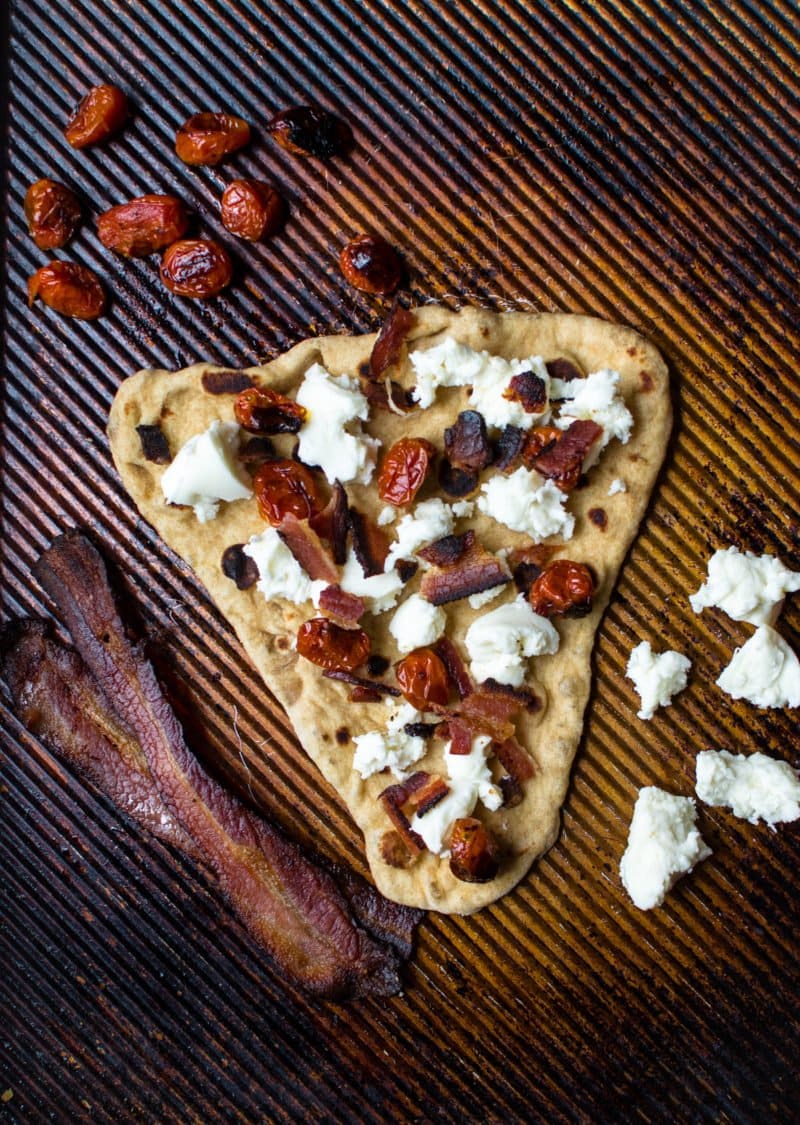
[370,304,416,380]
[546,357,584,385]
[481,678,541,716]
[520,425,562,467]
[695,750,800,826]
[503,369,548,414]
[340,235,404,296]
[477,468,575,542]
[626,642,691,720]
[175,111,251,165]
[136,423,171,464]
[324,670,401,697]
[418,532,512,607]
[277,514,339,584]
[620,788,711,911]
[608,478,627,496]
[384,498,455,570]
[340,549,404,613]
[395,559,419,584]
[377,505,397,527]
[160,239,233,298]
[244,527,326,606]
[689,546,800,627]
[434,637,474,699]
[352,701,431,779]
[449,818,500,883]
[493,735,536,783]
[296,364,380,486]
[446,718,473,756]
[361,378,411,413]
[417,531,470,569]
[28,261,106,320]
[297,618,370,672]
[97,195,190,257]
[64,84,129,148]
[220,180,284,241]
[395,647,450,710]
[532,419,603,492]
[253,458,325,526]
[409,735,502,856]
[528,559,594,618]
[161,420,252,521]
[437,460,480,498]
[716,625,800,709]
[492,424,526,473]
[234,386,307,434]
[465,595,559,686]
[308,480,349,565]
[377,437,435,506]
[554,368,633,461]
[444,411,492,472]
[349,508,391,577]
[318,584,366,627]
[378,772,436,854]
[380,830,416,869]
[267,104,351,158]
[221,544,259,590]
[389,594,446,654]
[24,179,81,249]
[349,685,383,703]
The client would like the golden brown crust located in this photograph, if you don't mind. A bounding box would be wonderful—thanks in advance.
[107,306,671,914]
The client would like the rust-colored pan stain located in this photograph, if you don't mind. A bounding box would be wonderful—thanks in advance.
[2,0,800,1119]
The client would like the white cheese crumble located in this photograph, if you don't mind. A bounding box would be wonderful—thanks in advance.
[389,594,446,653]
[716,625,800,708]
[477,468,575,543]
[384,498,455,570]
[619,788,711,910]
[160,420,252,522]
[243,528,325,606]
[695,750,800,827]
[295,363,380,485]
[465,594,559,686]
[409,337,550,429]
[410,734,502,855]
[689,546,800,627]
[450,499,475,519]
[555,368,633,464]
[352,701,430,780]
[608,478,627,496]
[377,505,397,527]
[626,641,691,720]
[468,585,505,610]
[339,549,403,614]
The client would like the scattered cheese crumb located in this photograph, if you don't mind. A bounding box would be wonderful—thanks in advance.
[352,701,430,780]
[477,468,575,543]
[608,478,627,496]
[619,788,711,910]
[385,498,454,569]
[243,528,325,606]
[689,546,800,626]
[465,595,559,686]
[626,641,691,720]
[161,420,252,522]
[554,368,633,463]
[389,594,446,653]
[695,750,800,827]
[296,363,380,485]
[468,585,505,610]
[410,734,502,855]
[716,625,800,708]
[377,505,397,527]
[340,549,403,614]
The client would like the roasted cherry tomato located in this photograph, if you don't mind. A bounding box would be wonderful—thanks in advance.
[220,179,284,241]
[175,112,250,165]
[159,239,232,298]
[64,84,129,148]
[252,458,325,525]
[296,618,370,672]
[24,179,81,249]
[97,194,189,257]
[449,817,499,883]
[521,425,561,467]
[339,235,403,295]
[395,647,450,710]
[528,559,595,618]
[234,387,307,435]
[28,261,106,319]
[378,437,435,506]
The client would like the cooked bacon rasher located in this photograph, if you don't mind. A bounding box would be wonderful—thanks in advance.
[277,512,339,583]
[419,530,511,606]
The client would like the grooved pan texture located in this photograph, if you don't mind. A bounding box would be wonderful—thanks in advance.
[2,1,799,1120]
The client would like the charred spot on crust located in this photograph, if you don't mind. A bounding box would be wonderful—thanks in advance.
[640,370,654,391]
[588,507,608,529]
[221,544,259,589]
[136,423,171,464]
[438,459,480,498]
[335,727,350,745]
[367,654,390,677]
[201,369,254,395]
[358,360,371,378]
[275,635,291,651]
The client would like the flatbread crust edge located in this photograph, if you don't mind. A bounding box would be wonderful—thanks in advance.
[107,306,671,914]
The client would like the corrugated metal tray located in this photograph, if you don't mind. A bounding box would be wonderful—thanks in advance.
[2,0,799,1119]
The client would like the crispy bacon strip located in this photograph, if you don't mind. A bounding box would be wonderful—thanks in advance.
[494,735,535,783]
[447,718,473,755]
[308,480,348,565]
[419,531,511,606]
[503,370,547,413]
[546,357,583,386]
[418,532,470,569]
[434,637,474,699]
[323,669,401,696]
[34,531,420,999]
[277,513,339,584]
[369,304,415,381]
[318,584,365,627]
[378,772,430,855]
[533,419,603,491]
[349,508,390,577]
[482,677,541,714]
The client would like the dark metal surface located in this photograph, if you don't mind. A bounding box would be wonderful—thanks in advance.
[2,0,800,1120]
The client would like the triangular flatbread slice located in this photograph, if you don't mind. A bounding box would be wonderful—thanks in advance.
[108,306,671,913]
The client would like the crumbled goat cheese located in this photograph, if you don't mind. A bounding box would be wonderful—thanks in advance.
[626,641,691,720]
[477,468,575,543]
[409,337,550,429]
[161,420,252,522]
[377,505,397,527]
[410,734,502,855]
[244,528,325,606]
[689,546,800,627]
[619,787,711,910]
[385,498,455,570]
[555,368,633,465]
[389,594,446,653]
[468,585,505,610]
[450,499,475,519]
[608,478,627,496]
[340,549,403,614]
[716,625,800,708]
[695,750,800,827]
[465,595,559,686]
[295,363,380,485]
[352,701,429,780]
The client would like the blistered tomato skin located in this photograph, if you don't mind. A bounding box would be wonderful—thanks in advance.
[28,262,106,319]
[159,239,233,298]
[296,619,371,672]
[339,235,403,295]
[378,438,435,506]
[175,112,250,165]
[221,180,284,241]
[253,459,325,525]
[97,195,189,257]
[449,818,499,883]
[395,648,450,710]
[234,387,307,434]
[24,180,81,249]
[528,559,595,618]
[64,85,129,148]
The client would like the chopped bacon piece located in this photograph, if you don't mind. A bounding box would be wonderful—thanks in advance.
[367,654,390,677]
[438,459,479,498]
[546,357,584,386]
[444,411,492,472]
[418,532,470,569]
[500,774,523,808]
[378,772,432,855]
[533,419,603,492]
[221,544,259,590]
[419,530,511,606]
[448,718,473,755]
[277,513,339,583]
[520,425,562,468]
[481,677,541,714]
[503,370,547,413]
[202,369,254,395]
[309,480,348,565]
[493,425,526,473]
[494,735,535,782]
[136,423,171,464]
[449,817,499,883]
[434,637,474,699]
[324,669,401,696]
[318,584,365,627]
[379,829,415,869]
[507,544,554,595]
[457,691,518,743]
[239,436,276,467]
[349,508,390,577]
[349,685,383,703]
[395,559,419,584]
[362,379,411,412]
[403,721,439,739]
[370,304,415,380]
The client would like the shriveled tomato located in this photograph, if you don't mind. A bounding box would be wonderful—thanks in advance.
[235,387,306,435]
[449,817,499,883]
[175,112,250,165]
[253,458,325,525]
[24,179,81,249]
[64,84,128,148]
[28,262,105,319]
[528,559,595,618]
[296,618,370,672]
[339,235,403,295]
[378,437,435,506]
[395,647,450,709]
[221,180,284,241]
[97,194,189,257]
[159,239,232,298]
[521,425,561,467]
